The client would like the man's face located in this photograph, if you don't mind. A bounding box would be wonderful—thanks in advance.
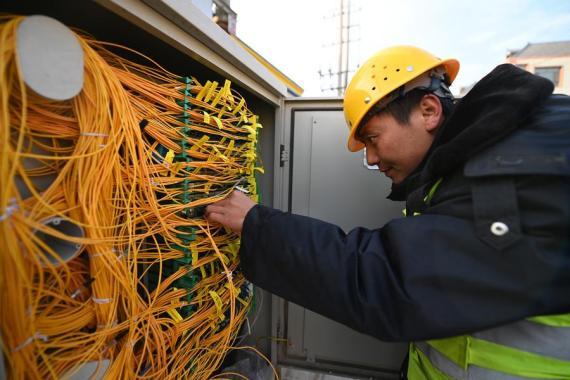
[358,98,441,184]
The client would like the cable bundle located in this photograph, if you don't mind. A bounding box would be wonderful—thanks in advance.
[0,15,264,379]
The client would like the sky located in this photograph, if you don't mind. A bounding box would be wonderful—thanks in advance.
[231,0,570,96]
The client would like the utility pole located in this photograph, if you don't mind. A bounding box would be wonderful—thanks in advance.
[320,0,360,96]
[344,1,351,91]
[337,0,345,96]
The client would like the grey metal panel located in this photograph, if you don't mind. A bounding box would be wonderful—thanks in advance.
[302,309,407,370]
[274,99,408,378]
[286,302,308,358]
[290,112,314,217]
[274,98,344,212]
[291,109,403,231]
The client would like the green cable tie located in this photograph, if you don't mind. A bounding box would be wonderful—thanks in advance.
[176,277,195,288]
[176,233,195,243]
[172,243,190,253]
[175,257,192,265]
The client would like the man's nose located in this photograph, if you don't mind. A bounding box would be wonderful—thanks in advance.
[365,148,379,166]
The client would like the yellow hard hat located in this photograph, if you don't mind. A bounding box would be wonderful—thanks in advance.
[344,45,460,151]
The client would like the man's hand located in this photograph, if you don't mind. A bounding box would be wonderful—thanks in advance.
[205,190,256,234]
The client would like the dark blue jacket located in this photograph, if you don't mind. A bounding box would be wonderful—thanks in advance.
[238,65,570,341]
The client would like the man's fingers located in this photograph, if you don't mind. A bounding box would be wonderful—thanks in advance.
[210,197,230,207]
[205,204,225,216]
[204,189,254,234]
[205,211,225,225]
[230,189,250,201]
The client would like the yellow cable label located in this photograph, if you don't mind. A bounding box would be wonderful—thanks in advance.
[221,80,231,98]
[232,98,245,115]
[212,146,229,162]
[209,291,225,321]
[248,176,257,186]
[203,111,211,125]
[172,162,183,176]
[212,116,223,129]
[196,80,211,101]
[211,90,223,107]
[226,242,239,259]
[243,125,256,135]
[225,282,239,297]
[212,80,230,107]
[167,308,184,323]
[190,135,210,151]
[165,149,175,165]
[219,253,230,266]
[204,81,218,103]
[226,139,234,152]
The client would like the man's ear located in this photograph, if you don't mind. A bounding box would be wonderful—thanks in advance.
[420,94,444,133]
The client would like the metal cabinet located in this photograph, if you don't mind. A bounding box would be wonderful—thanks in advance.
[271,99,407,379]
[2,0,284,374]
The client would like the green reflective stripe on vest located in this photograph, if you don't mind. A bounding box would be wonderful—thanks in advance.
[424,177,443,204]
[470,337,570,378]
[528,313,570,327]
[408,344,451,380]
[403,178,443,217]
[402,208,421,217]
[427,334,570,378]
[427,337,469,370]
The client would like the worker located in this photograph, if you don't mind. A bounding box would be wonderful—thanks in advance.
[205,46,570,379]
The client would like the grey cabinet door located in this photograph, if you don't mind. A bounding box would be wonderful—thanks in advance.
[272,99,407,379]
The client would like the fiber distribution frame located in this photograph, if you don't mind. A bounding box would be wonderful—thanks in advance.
[0,11,267,380]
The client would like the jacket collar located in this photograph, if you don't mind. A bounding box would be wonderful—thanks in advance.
[388,64,554,201]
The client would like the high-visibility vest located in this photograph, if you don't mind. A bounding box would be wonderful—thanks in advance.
[407,313,570,379]
[405,179,570,378]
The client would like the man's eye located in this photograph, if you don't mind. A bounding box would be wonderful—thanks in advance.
[366,136,377,143]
